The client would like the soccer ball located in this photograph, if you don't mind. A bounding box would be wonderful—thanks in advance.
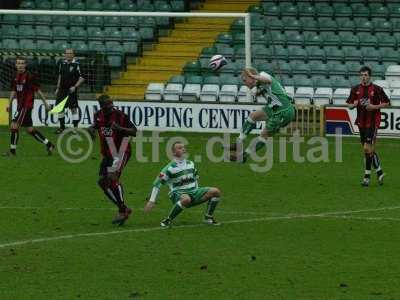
[209,55,227,71]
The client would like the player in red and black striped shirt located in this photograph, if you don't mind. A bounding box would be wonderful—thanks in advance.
[88,94,137,225]
[6,57,54,156]
[346,66,390,186]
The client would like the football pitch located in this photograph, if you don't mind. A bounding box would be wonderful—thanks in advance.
[0,126,399,300]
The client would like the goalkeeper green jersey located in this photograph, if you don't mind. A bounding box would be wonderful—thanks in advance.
[256,72,293,114]
[153,159,199,195]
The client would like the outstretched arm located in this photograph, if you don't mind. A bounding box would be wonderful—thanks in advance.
[112,123,137,136]
[144,170,168,213]
[37,89,50,111]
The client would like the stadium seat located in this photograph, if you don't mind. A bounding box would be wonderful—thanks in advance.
[103,0,120,11]
[314,3,334,17]
[183,61,201,76]
[145,83,164,101]
[313,88,333,105]
[19,15,35,25]
[164,83,183,101]
[122,42,139,56]
[312,76,332,88]
[291,61,310,75]
[87,27,104,41]
[309,61,328,75]
[170,0,185,12]
[219,85,238,103]
[390,89,400,102]
[105,41,123,54]
[292,75,313,88]
[372,18,392,34]
[286,32,304,46]
[138,28,155,42]
[53,40,71,51]
[87,16,104,27]
[2,39,19,49]
[37,40,54,51]
[380,48,399,63]
[266,18,283,31]
[357,32,377,47]
[2,25,18,39]
[70,1,85,10]
[330,76,349,89]
[304,32,323,47]
[121,28,141,42]
[339,32,359,47]
[181,84,201,102]
[346,62,363,76]
[369,4,389,18]
[120,0,137,11]
[332,88,350,105]
[343,47,363,63]
[325,47,344,62]
[333,3,352,18]
[284,86,295,99]
[355,18,373,32]
[200,84,220,102]
[237,86,254,103]
[69,16,86,26]
[273,46,288,60]
[282,17,302,31]
[327,62,347,76]
[20,0,35,9]
[270,61,292,77]
[280,3,297,17]
[36,1,52,9]
[317,18,338,32]
[268,31,286,46]
[301,18,318,31]
[295,87,314,105]
[19,39,36,50]
[71,40,88,52]
[336,18,355,32]
[297,3,316,17]
[287,46,307,60]
[104,16,121,28]
[388,3,400,18]
[373,80,390,89]
[104,28,122,41]
[385,65,400,82]
[263,4,280,16]
[320,32,341,47]
[52,15,69,26]
[376,33,396,48]
[18,25,35,39]
[88,41,106,52]
[69,26,87,41]
[52,0,68,10]
[362,47,381,63]
[351,4,370,18]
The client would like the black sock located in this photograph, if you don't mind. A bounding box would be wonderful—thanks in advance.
[372,152,383,176]
[30,130,49,145]
[59,117,65,129]
[365,153,372,178]
[110,182,127,212]
[10,130,19,153]
[73,120,79,128]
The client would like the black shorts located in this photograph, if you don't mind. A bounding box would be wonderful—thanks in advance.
[56,89,78,110]
[99,152,131,178]
[359,127,377,145]
[12,107,33,127]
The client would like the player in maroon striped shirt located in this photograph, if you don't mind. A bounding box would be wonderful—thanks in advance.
[346,66,390,186]
[6,57,54,156]
[88,94,137,225]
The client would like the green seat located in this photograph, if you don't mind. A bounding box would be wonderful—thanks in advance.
[314,3,334,17]
[169,75,185,84]
[355,18,373,32]
[372,18,392,33]
[336,18,354,32]
[140,1,155,12]
[280,3,297,17]
[369,4,388,18]
[297,3,315,17]
[291,61,311,75]
[120,0,137,11]
[52,15,69,26]
[309,61,328,75]
[351,4,369,17]
[120,16,139,28]
[282,17,302,31]
[266,17,283,31]
[251,16,266,31]
[304,32,323,47]
[301,17,318,31]
[53,40,70,51]
[104,27,122,41]
[20,0,35,9]
[186,75,203,85]
[219,61,236,75]
[70,1,85,10]
[349,76,360,87]
[71,40,88,52]
[86,0,102,10]
[346,62,362,76]
[393,20,400,33]
[343,47,363,62]
[219,74,239,86]
[317,18,338,32]
[339,32,359,47]
[105,41,123,54]
[357,32,377,47]
[307,46,326,62]
[233,46,245,60]
[36,1,52,9]
[252,45,273,60]
[19,15,35,25]
[69,16,86,26]
[293,75,313,87]
[232,32,245,45]
[104,16,121,27]
[2,25,18,39]
[1,14,19,25]
[138,17,157,28]
[138,28,154,41]
[216,46,234,59]
[52,0,68,10]
[69,26,87,41]
[107,55,122,68]
[200,46,216,59]
[52,26,69,41]
[327,62,347,76]
[361,47,381,62]
[370,63,386,78]
[87,27,104,41]
[183,60,201,75]
[268,31,286,46]
[36,40,54,51]
[320,32,340,46]
[282,77,294,87]
[247,4,263,15]
[271,61,292,76]
[18,25,35,39]
[287,46,307,60]
[103,0,120,11]
[330,76,349,88]
[122,42,139,56]
[35,25,52,40]
[333,4,352,18]
[251,30,265,44]
[379,48,399,63]
[274,46,288,60]
[87,16,103,27]
[262,4,280,17]
[231,19,244,32]
[170,0,185,12]
[2,39,19,49]
[35,15,52,26]
[19,39,36,50]
[121,28,141,42]
[388,3,400,18]
[203,76,220,85]
[325,46,344,62]
[88,41,106,52]
[216,33,232,46]
[312,76,331,88]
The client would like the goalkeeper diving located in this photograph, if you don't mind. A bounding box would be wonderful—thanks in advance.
[144,142,221,227]
[230,68,295,162]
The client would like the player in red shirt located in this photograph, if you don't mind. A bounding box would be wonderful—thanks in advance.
[88,94,137,225]
[6,57,54,156]
[346,66,390,186]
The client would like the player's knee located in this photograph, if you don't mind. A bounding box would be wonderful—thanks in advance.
[211,187,221,198]
[180,196,191,207]
[363,145,373,154]
[26,127,34,134]
[98,177,109,189]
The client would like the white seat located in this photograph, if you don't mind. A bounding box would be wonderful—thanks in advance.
[219,85,238,102]
[181,84,201,102]
[373,80,389,89]
[332,88,350,105]
[163,83,182,101]
[284,86,295,99]
[237,85,254,103]
[385,65,400,83]
[313,87,332,105]
[383,88,391,99]
[389,80,400,90]
[390,89,400,101]
[145,83,164,101]
[199,84,220,102]
[294,87,314,105]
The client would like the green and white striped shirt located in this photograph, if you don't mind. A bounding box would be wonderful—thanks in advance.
[153,159,199,197]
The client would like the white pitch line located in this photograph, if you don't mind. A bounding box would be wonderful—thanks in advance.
[2,206,400,249]
[326,215,400,222]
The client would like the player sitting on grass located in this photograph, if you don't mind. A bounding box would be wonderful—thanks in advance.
[88,94,137,225]
[144,142,221,227]
[5,57,54,156]
[229,68,295,162]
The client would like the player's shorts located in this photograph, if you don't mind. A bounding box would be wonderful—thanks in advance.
[169,187,211,207]
[12,107,33,127]
[359,127,377,144]
[99,152,131,178]
[263,105,295,135]
[56,89,78,110]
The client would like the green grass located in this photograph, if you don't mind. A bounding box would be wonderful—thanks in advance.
[0,126,399,300]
